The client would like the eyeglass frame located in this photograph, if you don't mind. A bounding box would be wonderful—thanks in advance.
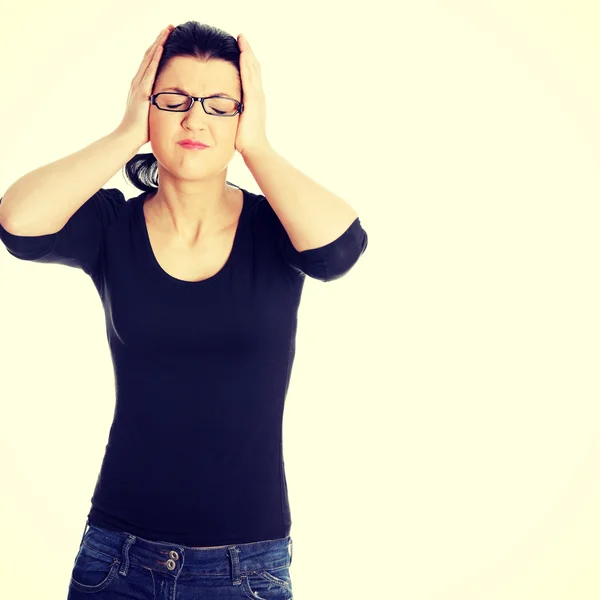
[149,92,244,116]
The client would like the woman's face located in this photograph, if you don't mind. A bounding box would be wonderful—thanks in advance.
[149,56,242,182]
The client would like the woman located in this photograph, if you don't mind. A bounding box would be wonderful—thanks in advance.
[0,20,368,599]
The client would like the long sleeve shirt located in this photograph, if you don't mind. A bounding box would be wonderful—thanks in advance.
[0,185,368,546]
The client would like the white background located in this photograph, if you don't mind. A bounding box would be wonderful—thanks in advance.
[0,1,599,599]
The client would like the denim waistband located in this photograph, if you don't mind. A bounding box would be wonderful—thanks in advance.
[78,518,293,583]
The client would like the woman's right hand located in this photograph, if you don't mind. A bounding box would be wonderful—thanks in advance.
[116,25,174,148]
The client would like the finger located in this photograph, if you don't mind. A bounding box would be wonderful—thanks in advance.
[146,27,170,57]
[242,35,257,59]
[139,43,163,88]
[134,28,170,83]
[241,43,260,72]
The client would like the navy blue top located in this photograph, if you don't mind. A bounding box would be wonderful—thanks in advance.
[0,185,368,546]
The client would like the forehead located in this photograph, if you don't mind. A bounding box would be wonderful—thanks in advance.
[155,56,239,96]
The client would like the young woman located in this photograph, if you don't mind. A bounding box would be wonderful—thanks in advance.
[0,20,368,599]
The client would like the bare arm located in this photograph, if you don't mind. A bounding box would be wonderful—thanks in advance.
[0,127,142,236]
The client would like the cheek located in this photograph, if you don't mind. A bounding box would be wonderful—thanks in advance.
[148,119,179,149]
[213,122,238,144]
[149,113,168,131]
[148,114,162,138]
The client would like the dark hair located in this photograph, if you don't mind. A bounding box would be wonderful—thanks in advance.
[122,21,242,195]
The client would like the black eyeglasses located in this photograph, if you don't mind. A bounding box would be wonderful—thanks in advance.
[149,93,244,117]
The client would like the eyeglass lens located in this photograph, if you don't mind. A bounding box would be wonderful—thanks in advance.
[155,93,239,115]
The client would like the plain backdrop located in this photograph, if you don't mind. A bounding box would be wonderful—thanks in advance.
[1,1,599,599]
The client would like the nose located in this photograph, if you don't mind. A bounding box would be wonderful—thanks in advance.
[182,99,211,126]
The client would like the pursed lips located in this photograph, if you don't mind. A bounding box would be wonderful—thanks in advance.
[178,140,209,148]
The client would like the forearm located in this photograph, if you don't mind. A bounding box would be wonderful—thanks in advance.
[0,127,141,236]
[243,145,359,252]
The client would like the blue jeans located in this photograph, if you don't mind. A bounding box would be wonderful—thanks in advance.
[67,519,294,599]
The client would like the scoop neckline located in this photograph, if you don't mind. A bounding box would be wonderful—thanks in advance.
[136,187,247,286]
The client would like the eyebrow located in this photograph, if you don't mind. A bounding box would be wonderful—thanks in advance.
[161,86,232,97]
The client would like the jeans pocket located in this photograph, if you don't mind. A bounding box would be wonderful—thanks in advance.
[241,566,293,599]
[69,543,120,593]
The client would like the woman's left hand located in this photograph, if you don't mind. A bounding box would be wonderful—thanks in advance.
[235,34,270,157]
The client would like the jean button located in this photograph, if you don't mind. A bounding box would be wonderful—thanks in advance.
[169,550,179,560]
[166,558,176,570]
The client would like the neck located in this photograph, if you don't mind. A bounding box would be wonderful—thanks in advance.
[145,186,235,243]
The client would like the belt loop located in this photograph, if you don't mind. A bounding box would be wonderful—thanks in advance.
[118,535,137,577]
[79,517,89,547]
[289,537,293,566]
[227,546,242,585]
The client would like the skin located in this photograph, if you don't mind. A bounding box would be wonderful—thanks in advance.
[146,56,243,245]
